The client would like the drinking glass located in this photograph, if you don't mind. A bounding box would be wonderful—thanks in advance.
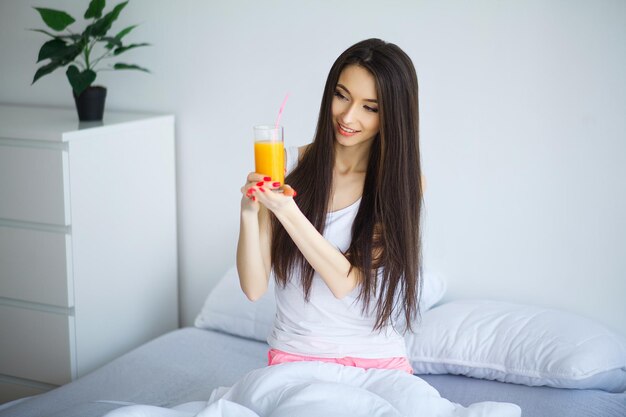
[253,125,284,184]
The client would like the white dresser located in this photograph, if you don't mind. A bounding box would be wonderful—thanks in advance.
[0,104,179,403]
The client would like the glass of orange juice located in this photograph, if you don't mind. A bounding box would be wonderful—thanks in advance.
[254,125,285,185]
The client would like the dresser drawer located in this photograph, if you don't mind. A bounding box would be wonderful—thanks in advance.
[0,226,72,307]
[0,145,69,225]
[0,305,74,385]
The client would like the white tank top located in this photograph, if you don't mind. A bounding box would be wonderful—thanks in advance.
[267,147,407,358]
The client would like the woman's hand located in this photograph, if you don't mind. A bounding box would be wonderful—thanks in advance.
[241,173,297,215]
[240,173,269,213]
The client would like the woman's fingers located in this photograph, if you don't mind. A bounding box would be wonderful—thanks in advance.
[280,184,297,197]
[241,175,296,210]
[242,173,273,200]
[246,172,272,183]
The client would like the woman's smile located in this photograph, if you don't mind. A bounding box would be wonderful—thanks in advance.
[337,122,361,137]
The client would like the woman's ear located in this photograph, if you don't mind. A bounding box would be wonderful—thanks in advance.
[421,175,427,193]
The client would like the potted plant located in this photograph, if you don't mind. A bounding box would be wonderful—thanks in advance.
[31,0,150,121]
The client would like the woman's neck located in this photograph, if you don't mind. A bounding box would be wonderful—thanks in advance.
[333,142,372,175]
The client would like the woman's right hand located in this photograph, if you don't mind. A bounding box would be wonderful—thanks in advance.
[240,173,280,214]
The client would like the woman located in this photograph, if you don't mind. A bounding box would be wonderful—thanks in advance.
[237,38,422,374]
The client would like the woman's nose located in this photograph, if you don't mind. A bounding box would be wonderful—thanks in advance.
[341,103,358,123]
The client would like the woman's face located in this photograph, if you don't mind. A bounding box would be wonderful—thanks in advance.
[331,64,380,148]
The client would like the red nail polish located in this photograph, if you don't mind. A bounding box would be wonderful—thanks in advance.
[256,182,264,186]
[264,176,271,181]
[252,196,256,201]
[259,187,265,192]
[272,182,280,187]
[293,190,298,196]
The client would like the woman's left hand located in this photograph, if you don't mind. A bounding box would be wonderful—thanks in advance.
[247,180,298,215]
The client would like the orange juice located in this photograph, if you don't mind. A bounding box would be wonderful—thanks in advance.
[254,141,285,184]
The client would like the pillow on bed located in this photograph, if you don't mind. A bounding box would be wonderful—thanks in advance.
[195,265,276,342]
[405,299,626,392]
[195,265,447,342]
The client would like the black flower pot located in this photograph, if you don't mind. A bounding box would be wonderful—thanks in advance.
[73,86,107,121]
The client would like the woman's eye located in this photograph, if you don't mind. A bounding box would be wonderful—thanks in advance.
[364,106,379,113]
[334,91,347,100]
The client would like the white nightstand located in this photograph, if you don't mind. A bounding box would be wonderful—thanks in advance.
[0,104,179,403]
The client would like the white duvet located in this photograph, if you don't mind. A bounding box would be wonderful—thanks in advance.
[104,362,521,417]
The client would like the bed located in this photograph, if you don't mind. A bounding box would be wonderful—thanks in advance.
[0,327,624,417]
[1,267,625,416]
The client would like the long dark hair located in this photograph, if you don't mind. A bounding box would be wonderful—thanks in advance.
[271,38,422,332]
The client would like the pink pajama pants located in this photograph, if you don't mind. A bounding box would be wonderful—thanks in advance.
[267,348,414,374]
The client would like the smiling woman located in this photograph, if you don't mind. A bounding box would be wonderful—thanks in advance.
[237,38,424,370]
[332,65,381,147]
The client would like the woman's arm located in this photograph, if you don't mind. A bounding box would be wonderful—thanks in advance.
[250,187,359,299]
[236,173,274,301]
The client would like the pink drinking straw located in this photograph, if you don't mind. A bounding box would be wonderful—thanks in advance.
[273,93,289,186]
[275,93,290,130]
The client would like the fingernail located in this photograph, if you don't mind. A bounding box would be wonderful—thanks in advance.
[252,196,256,201]
[293,190,298,196]
[259,187,265,192]
[264,176,271,181]
[256,182,264,186]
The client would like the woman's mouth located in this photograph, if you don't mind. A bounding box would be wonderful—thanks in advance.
[337,123,360,137]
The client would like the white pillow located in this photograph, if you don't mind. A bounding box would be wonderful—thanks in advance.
[419,268,447,311]
[195,265,276,342]
[195,265,446,342]
[405,299,626,392]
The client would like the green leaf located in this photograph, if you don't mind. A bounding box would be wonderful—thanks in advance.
[41,40,85,64]
[32,60,63,84]
[84,0,106,19]
[34,8,75,31]
[32,39,86,85]
[114,24,137,41]
[60,42,86,64]
[104,24,138,49]
[66,65,97,95]
[30,28,60,38]
[113,63,150,73]
[86,1,128,38]
[30,29,83,41]
[102,36,122,49]
[113,42,150,55]
[37,39,67,62]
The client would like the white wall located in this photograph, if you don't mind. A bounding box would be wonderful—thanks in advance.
[1,0,624,336]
